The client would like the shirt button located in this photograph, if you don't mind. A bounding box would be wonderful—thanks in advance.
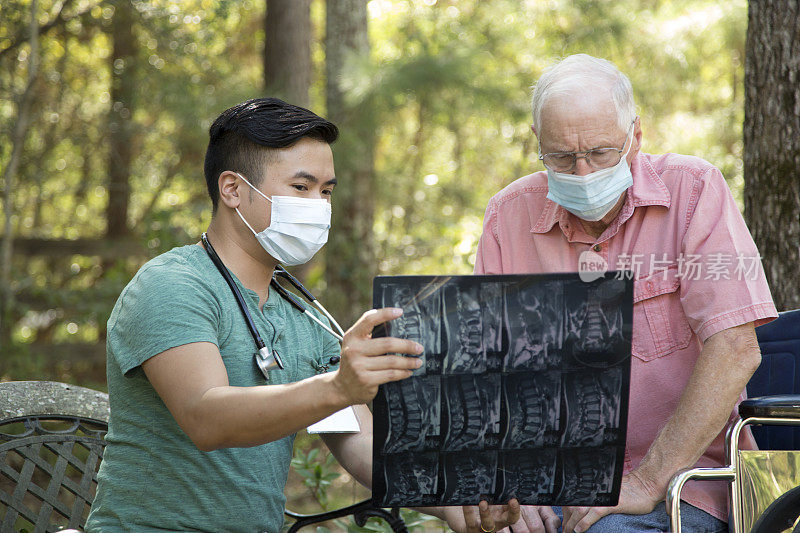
[593,244,602,252]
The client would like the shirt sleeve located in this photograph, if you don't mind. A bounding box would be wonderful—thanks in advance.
[679,166,778,342]
[107,260,221,376]
[474,199,503,275]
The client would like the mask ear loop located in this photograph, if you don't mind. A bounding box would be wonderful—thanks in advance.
[231,172,274,237]
[235,207,260,236]
[235,172,273,202]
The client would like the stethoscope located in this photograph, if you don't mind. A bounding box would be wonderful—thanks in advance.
[201,233,344,380]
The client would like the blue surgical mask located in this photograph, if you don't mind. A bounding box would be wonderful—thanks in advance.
[545,128,634,221]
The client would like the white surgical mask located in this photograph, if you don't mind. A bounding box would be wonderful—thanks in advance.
[234,173,331,266]
[545,126,634,221]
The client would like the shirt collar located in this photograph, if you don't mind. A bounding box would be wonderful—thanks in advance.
[530,153,671,234]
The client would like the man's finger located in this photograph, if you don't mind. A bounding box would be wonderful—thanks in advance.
[506,514,531,533]
[505,499,521,527]
[462,505,481,531]
[539,507,561,533]
[479,500,496,532]
[518,506,544,533]
[357,337,423,357]
[368,368,415,385]
[363,354,421,372]
[574,507,610,533]
[349,308,402,338]
[562,506,589,533]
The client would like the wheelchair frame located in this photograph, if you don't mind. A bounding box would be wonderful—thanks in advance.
[667,397,800,533]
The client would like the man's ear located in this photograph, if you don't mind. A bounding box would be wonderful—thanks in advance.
[631,116,643,155]
[531,124,543,155]
[218,171,242,209]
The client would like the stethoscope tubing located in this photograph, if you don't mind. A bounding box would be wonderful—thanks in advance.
[202,233,269,353]
[269,277,343,341]
[202,233,344,350]
[274,265,346,338]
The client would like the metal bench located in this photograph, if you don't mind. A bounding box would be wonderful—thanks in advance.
[0,380,407,532]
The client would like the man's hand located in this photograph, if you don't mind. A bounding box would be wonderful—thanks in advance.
[443,499,521,533]
[499,505,560,533]
[562,470,661,533]
[332,308,423,405]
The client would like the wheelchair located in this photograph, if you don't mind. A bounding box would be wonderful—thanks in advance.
[668,309,800,533]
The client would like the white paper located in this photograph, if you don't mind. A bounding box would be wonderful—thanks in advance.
[307,406,361,433]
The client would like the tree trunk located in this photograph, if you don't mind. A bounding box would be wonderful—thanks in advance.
[325,0,375,327]
[106,0,137,238]
[264,0,311,108]
[743,0,800,312]
[0,0,39,347]
[264,0,315,283]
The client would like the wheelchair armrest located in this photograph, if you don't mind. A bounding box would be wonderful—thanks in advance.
[738,395,800,419]
[667,467,734,533]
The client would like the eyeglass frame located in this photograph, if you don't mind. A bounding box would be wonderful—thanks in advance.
[538,119,637,173]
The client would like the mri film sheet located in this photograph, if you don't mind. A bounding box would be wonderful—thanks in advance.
[380,281,444,375]
[502,372,561,449]
[442,374,501,451]
[497,449,558,503]
[372,273,632,507]
[379,451,440,507]
[504,280,564,372]
[381,376,442,453]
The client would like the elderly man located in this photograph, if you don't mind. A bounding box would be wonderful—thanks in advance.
[475,54,777,533]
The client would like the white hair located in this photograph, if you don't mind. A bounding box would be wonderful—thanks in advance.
[531,54,637,136]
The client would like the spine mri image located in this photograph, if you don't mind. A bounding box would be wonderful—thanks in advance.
[372,273,632,507]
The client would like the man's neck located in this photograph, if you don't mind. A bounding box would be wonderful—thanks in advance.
[204,223,277,308]
[578,193,627,240]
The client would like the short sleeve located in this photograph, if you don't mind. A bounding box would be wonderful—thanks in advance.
[475,200,503,275]
[679,167,778,342]
[107,259,221,375]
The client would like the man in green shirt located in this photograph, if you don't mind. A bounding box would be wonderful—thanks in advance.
[86,98,519,532]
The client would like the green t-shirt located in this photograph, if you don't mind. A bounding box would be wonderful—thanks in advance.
[86,244,340,533]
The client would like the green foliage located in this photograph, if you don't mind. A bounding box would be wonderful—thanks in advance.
[291,444,342,508]
[1,0,749,524]
[360,0,747,279]
[288,435,441,532]
[0,0,748,361]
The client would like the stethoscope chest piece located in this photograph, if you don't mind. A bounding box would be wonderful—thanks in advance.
[256,346,284,381]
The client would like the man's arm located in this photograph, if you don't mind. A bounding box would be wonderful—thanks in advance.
[143,308,422,451]
[321,404,373,488]
[564,322,761,532]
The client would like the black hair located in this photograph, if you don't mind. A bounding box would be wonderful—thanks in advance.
[203,97,339,211]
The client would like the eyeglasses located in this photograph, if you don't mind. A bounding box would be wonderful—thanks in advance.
[539,122,634,173]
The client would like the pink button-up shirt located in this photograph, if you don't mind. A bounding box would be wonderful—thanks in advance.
[474,152,778,521]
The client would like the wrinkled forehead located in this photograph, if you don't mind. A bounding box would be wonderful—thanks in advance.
[538,91,624,148]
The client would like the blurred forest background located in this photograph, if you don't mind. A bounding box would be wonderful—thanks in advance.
[1,0,799,527]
